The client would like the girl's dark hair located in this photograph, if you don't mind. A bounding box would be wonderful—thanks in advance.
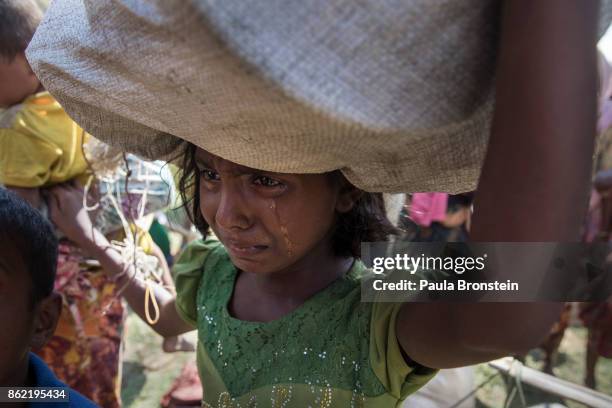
[178,143,396,258]
[178,143,209,239]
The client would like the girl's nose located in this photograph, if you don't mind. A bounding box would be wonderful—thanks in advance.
[215,185,251,231]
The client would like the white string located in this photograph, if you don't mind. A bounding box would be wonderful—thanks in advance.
[82,138,167,325]
[82,175,100,211]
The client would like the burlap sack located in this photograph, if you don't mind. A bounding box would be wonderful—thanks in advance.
[26,0,612,192]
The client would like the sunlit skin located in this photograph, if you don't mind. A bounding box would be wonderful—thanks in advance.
[195,148,359,321]
[0,52,41,108]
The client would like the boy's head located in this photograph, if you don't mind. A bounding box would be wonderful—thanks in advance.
[0,188,60,386]
[0,0,43,108]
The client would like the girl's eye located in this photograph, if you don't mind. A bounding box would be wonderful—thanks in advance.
[253,175,282,188]
[200,169,220,181]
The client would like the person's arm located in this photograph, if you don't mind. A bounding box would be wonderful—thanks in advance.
[397,0,599,368]
[47,183,194,337]
[144,237,177,294]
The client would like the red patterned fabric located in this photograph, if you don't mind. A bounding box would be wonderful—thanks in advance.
[34,241,125,408]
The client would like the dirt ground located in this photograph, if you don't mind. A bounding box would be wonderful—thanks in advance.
[121,312,197,407]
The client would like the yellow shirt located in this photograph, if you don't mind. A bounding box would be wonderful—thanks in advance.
[0,92,89,187]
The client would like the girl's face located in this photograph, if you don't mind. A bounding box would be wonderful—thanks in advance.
[195,148,354,274]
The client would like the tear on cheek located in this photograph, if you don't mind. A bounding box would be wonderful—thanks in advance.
[268,199,294,257]
[280,225,294,257]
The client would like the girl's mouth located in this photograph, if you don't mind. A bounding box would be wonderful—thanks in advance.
[225,241,269,257]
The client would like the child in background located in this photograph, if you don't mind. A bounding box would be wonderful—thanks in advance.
[30,0,604,406]
[403,193,474,242]
[0,1,185,405]
[0,188,98,408]
[0,0,88,203]
[0,2,123,404]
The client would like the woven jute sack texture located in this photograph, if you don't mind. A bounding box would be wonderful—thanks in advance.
[26,0,612,193]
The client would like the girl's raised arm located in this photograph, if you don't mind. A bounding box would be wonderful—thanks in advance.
[397,0,599,368]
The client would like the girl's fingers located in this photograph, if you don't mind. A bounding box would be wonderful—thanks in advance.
[48,184,67,198]
[66,182,84,196]
[50,183,82,200]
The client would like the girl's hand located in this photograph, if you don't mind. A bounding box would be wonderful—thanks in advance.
[44,186,193,338]
[46,182,96,246]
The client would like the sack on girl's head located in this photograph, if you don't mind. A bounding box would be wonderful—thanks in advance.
[27,0,612,193]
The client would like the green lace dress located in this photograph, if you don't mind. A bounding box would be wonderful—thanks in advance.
[174,239,436,407]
